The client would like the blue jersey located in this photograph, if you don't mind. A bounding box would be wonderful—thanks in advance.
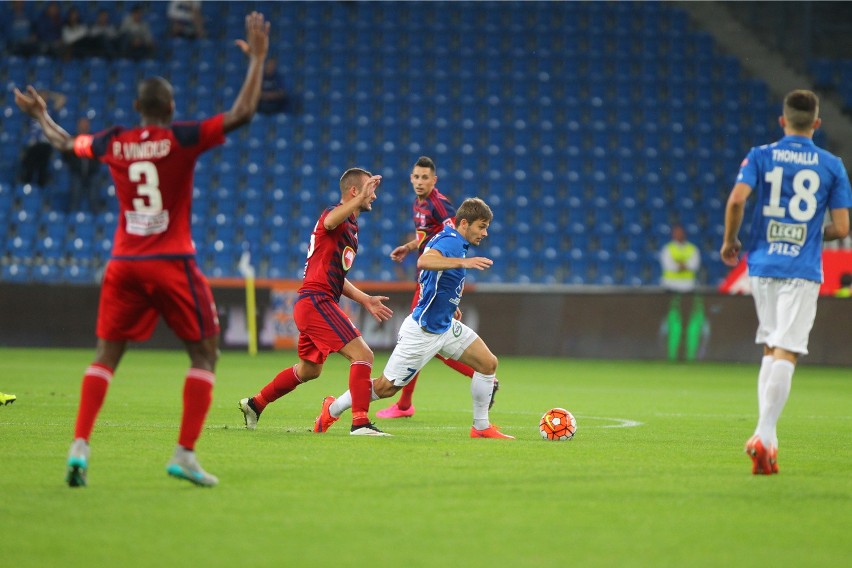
[736,135,852,282]
[411,226,469,333]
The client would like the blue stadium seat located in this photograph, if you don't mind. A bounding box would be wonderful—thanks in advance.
[2,263,31,283]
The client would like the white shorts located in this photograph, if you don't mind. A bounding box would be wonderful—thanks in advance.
[750,276,820,355]
[382,315,479,387]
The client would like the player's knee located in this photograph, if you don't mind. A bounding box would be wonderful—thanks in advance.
[296,362,321,381]
[355,346,374,365]
[480,354,498,375]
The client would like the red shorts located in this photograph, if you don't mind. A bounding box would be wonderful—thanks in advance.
[96,257,220,342]
[294,292,360,364]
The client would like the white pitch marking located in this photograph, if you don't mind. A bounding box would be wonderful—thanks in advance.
[576,416,643,429]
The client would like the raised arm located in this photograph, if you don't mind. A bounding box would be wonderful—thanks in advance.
[14,86,74,153]
[222,11,270,133]
[323,175,382,230]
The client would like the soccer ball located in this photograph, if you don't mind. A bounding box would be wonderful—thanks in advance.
[539,408,577,441]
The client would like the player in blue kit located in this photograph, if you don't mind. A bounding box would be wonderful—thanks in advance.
[314,197,513,439]
[721,89,852,475]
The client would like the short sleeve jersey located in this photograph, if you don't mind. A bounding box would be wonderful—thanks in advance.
[736,134,852,282]
[413,188,456,255]
[299,205,359,302]
[411,226,468,333]
[73,114,226,257]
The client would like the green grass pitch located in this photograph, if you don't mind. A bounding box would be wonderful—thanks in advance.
[1,347,850,567]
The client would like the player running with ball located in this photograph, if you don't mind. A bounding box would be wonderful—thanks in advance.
[314,197,513,439]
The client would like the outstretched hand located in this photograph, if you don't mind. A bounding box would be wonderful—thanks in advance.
[234,11,270,59]
[13,86,47,119]
[363,295,393,323]
[463,256,494,271]
[390,244,410,262]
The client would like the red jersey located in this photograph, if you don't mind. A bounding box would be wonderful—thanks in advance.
[73,114,226,257]
[413,187,456,255]
[299,205,359,302]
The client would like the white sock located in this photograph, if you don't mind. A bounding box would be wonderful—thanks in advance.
[757,355,775,416]
[756,359,794,448]
[471,372,495,430]
[329,380,380,418]
[329,391,350,418]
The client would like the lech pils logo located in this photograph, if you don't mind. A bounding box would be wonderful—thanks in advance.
[342,246,356,271]
[767,219,806,245]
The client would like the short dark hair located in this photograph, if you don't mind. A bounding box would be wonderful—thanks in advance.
[339,167,372,191]
[136,76,173,118]
[456,197,493,225]
[413,156,436,173]
[783,90,819,131]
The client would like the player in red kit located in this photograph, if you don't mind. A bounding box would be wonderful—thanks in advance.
[376,156,498,419]
[239,168,394,436]
[14,12,271,487]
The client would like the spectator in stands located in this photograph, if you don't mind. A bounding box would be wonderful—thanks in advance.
[63,118,103,212]
[168,1,206,39]
[32,1,64,57]
[120,4,155,60]
[7,0,38,57]
[61,6,92,59]
[257,57,289,115]
[19,89,66,187]
[88,9,120,59]
[659,224,704,362]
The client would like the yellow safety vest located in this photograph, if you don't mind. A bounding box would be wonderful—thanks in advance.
[663,242,699,281]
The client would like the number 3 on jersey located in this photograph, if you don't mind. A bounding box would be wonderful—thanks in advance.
[129,161,163,212]
[126,161,170,235]
[762,166,819,222]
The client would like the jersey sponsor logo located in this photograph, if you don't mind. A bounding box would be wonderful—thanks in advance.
[772,149,819,165]
[125,210,170,236]
[767,219,807,245]
[341,246,356,271]
[452,320,462,338]
[767,242,801,257]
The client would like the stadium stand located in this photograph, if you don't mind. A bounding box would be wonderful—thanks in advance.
[0,0,841,288]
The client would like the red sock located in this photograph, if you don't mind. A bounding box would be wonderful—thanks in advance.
[178,369,215,451]
[349,361,373,427]
[436,354,474,378]
[254,366,303,412]
[396,373,419,410]
[73,364,113,441]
